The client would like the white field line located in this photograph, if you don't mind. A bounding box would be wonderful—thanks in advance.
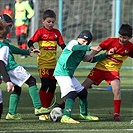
[0,129,133,132]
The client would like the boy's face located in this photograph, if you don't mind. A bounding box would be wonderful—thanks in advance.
[77,38,89,45]
[118,34,131,45]
[42,17,56,30]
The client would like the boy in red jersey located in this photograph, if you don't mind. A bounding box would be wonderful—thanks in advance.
[82,24,133,121]
[28,9,66,120]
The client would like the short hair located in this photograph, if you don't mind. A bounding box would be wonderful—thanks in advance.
[42,9,56,20]
[0,20,9,39]
[119,24,132,37]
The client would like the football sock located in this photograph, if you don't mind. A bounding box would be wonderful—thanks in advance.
[8,94,19,114]
[63,98,74,117]
[39,90,47,107]
[29,86,42,109]
[43,92,54,108]
[79,98,88,116]
[21,43,27,50]
[114,100,121,114]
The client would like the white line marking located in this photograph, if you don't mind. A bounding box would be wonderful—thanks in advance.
[1,129,133,132]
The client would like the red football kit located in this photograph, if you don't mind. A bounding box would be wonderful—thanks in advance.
[88,38,133,85]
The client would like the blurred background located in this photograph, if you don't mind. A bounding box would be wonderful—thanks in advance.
[0,0,133,44]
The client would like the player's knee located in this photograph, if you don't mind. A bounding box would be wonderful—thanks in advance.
[66,91,77,100]
[26,76,36,87]
[77,88,88,99]
[12,86,22,96]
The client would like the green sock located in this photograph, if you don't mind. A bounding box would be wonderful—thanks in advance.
[79,98,88,116]
[63,98,74,117]
[8,94,19,115]
[29,86,42,109]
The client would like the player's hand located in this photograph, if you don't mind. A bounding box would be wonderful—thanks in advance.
[32,49,41,55]
[106,48,114,55]
[29,47,41,56]
[91,46,101,51]
[22,18,28,22]
[6,82,14,92]
[83,54,94,62]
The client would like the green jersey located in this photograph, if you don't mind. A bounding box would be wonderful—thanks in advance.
[0,39,30,71]
[54,40,106,78]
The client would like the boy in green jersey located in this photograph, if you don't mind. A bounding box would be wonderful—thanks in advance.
[54,30,114,123]
[0,16,50,120]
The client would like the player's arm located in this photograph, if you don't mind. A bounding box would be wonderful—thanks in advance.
[25,2,34,19]
[27,40,41,55]
[0,60,10,83]
[90,48,114,63]
[59,44,66,50]
[0,60,14,92]
[9,45,30,55]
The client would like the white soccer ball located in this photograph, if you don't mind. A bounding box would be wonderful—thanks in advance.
[50,107,63,122]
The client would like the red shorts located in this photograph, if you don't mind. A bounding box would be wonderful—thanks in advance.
[16,24,28,36]
[39,68,55,79]
[87,68,120,85]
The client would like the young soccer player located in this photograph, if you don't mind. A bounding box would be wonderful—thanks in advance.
[53,30,114,124]
[0,19,50,120]
[82,24,133,121]
[27,9,66,120]
[14,0,34,58]
[0,14,15,119]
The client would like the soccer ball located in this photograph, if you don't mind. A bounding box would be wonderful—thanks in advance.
[50,107,63,122]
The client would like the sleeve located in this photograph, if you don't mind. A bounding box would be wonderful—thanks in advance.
[66,40,91,51]
[91,53,106,63]
[27,40,35,48]
[56,30,65,45]
[59,44,66,50]
[72,44,91,51]
[99,38,112,50]
[9,45,30,55]
[25,2,34,19]
[29,29,41,42]
[0,60,11,82]
[0,46,9,65]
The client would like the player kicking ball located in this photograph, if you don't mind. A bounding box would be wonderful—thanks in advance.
[54,30,114,123]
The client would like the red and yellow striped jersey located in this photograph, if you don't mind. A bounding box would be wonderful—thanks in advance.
[30,27,65,69]
[95,38,133,71]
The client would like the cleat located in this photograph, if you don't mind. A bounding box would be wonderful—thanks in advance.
[79,114,99,121]
[35,107,50,116]
[114,113,120,121]
[61,115,80,124]
[6,113,21,120]
[39,114,49,120]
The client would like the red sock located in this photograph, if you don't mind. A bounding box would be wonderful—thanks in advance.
[39,90,46,107]
[114,100,121,114]
[21,43,27,50]
[43,92,54,108]
[18,45,22,49]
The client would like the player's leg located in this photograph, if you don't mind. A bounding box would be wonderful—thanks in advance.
[0,89,3,119]
[6,86,22,120]
[45,69,56,107]
[111,79,121,121]
[77,88,99,121]
[25,76,50,115]
[55,76,79,123]
[39,68,49,107]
